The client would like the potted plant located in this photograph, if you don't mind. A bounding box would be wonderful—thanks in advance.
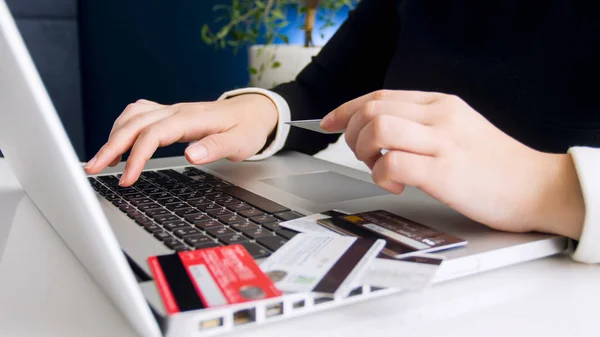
[201,0,358,88]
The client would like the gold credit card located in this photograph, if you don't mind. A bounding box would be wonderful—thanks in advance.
[285,119,344,134]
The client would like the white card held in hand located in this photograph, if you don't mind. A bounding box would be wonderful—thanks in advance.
[361,254,444,291]
[285,119,344,134]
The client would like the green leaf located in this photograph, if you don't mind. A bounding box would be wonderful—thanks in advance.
[272,61,281,68]
[278,34,289,44]
[249,67,258,75]
[272,8,285,20]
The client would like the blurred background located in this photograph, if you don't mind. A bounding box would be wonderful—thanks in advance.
[4,0,351,162]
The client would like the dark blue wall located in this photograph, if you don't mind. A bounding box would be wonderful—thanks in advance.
[79,0,249,160]
[5,0,84,158]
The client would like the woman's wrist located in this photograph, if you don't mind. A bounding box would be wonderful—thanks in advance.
[532,153,585,240]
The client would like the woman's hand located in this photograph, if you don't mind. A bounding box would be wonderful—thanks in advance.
[321,90,585,240]
[84,94,279,186]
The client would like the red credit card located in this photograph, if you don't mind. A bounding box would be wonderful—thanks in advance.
[148,245,282,315]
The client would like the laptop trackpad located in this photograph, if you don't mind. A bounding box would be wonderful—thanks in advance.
[260,171,388,203]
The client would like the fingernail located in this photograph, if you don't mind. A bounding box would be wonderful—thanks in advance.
[119,173,126,186]
[186,145,208,161]
[84,156,97,169]
[321,114,333,129]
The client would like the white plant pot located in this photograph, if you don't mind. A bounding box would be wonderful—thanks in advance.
[248,44,370,172]
[248,44,321,89]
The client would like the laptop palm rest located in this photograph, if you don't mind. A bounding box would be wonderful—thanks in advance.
[260,171,389,203]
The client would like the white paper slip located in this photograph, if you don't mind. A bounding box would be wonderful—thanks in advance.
[260,233,386,299]
[278,210,348,236]
[361,254,444,291]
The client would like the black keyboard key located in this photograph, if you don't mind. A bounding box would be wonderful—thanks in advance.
[184,214,211,224]
[156,197,181,206]
[114,187,137,195]
[250,214,279,224]
[165,202,189,211]
[242,228,273,240]
[154,231,173,241]
[184,234,214,248]
[123,193,146,201]
[104,193,120,201]
[138,203,162,212]
[218,233,249,245]
[147,208,170,217]
[143,223,162,233]
[217,214,247,225]
[130,198,154,206]
[240,242,271,259]
[238,208,264,218]
[226,202,252,212]
[198,187,220,195]
[256,236,288,252]
[163,221,189,231]
[260,222,281,231]
[111,198,127,207]
[274,228,298,240]
[119,204,135,212]
[96,187,109,196]
[191,242,221,250]
[173,227,202,239]
[170,187,194,195]
[207,208,234,218]
[193,219,224,230]
[98,175,120,186]
[179,192,206,202]
[230,222,259,231]
[206,192,228,201]
[127,210,143,219]
[133,182,152,190]
[141,171,161,180]
[221,186,289,214]
[214,196,239,206]
[274,211,305,221]
[149,192,170,200]
[154,214,180,224]
[159,169,192,182]
[206,227,236,237]
[164,239,186,251]
[134,216,153,226]
[175,207,201,217]
[141,187,162,195]
[195,202,221,212]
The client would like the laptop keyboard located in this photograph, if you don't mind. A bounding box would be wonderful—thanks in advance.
[88,167,304,259]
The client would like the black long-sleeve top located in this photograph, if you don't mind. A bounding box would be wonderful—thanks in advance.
[271,0,600,155]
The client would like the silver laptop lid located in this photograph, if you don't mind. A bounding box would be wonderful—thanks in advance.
[0,2,160,336]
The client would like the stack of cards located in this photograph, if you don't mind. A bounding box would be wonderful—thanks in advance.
[324,210,467,258]
[279,209,465,291]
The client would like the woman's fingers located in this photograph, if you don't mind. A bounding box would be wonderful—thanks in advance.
[354,115,441,168]
[345,100,435,153]
[371,150,435,193]
[118,108,238,186]
[321,89,445,131]
[85,106,176,174]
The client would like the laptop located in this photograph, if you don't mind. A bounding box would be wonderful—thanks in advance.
[0,2,567,336]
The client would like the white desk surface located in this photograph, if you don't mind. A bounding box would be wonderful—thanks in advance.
[0,158,598,337]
